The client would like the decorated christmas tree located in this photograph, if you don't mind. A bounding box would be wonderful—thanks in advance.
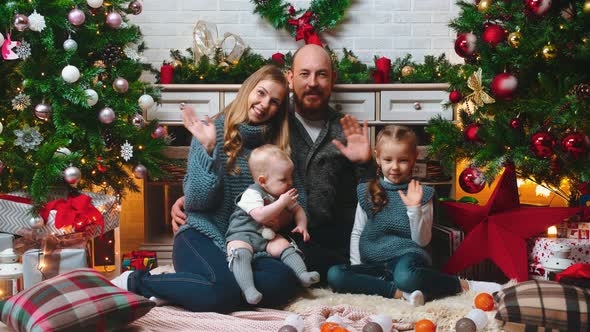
[428,0,590,204]
[0,0,168,209]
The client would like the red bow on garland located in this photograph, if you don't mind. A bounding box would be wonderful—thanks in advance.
[288,11,322,46]
[40,194,104,234]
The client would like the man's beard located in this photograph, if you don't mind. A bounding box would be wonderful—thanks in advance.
[293,91,329,120]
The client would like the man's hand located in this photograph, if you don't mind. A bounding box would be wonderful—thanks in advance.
[399,179,423,207]
[332,115,371,164]
[171,196,187,233]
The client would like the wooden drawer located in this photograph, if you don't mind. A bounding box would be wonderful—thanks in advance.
[330,92,375,121]
[224,91,237,108]
[380,90,450,123]
[146,91,220,124]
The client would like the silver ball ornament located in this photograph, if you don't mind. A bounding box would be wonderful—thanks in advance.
[362,322,383,332]
[87,0,104,8]
[455,317,477,332]
[99,107,116,124]
[131,114,145,128]
[61,65,80,83]
[277,326,298,332]
[151,125,166,139]
[132,164,148,179]
[34,103,52,121]
[54,147,72,157]
[63,166,82,186]
[106,12,122,28]
[68,8,86,26]
[63,38,78,51]
[14,14,30,31]
[85,89,99,106]
[138,94,155,112]
[113,77,129,93]
[128,1,143,15]
[29,216,44,229]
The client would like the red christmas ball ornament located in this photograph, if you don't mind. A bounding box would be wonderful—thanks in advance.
[525,0,552,16]
[510,117,523,130]
[455,32,478,58]
[449,90,463,103]
[530,130,555,158]
[464,123,483,142]
[491,73,518,99]
[561,132,588,159]
[482,24,506,47]
[459,166,486,194]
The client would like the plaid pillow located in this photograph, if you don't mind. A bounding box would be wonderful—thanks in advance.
[0,268,154,332]
[495,279,590,331]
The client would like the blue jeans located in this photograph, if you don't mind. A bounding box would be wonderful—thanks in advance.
[327,253,462,300]
[128,228,298,312]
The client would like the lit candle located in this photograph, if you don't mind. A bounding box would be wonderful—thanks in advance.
[547,226,558,238]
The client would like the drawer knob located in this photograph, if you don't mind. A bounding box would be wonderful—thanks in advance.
[413,102,422,110]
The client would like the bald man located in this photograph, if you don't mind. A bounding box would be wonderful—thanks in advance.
[172,45,373,280]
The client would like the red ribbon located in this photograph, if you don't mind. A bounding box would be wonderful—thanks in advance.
[40,194,104,234]
[288,11,322,46]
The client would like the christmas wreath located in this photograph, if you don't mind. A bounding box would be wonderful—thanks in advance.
[251,0,350,45]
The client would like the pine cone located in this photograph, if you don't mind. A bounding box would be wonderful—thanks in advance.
[103,44,122,65]
[102,128,117,150]
[572,83,590,100]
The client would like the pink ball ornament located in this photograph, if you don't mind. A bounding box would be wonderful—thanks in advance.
[454,32,477,58]
[561,132,588,159]
[106,12,122,28]
[112,77,129,93]
[490,73,518,100]
[14,14,30,31]
[128,1,143,15]
[133,164,148,179]
[525,0,552,16]
[68,8,86,26]
[530,130,554,159]
[482,24,506,47]
[99,107,116,124]
[131,114,145,128]
[459,166,486,194]
[151,125,167,139]
[449,90,463,103]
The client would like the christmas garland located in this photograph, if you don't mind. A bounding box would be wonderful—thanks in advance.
[251,0,350,44]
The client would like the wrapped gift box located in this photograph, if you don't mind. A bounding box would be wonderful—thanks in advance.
[0,191,119,238]
[122,251,158,272]
[22,248,88,289]
[528,237,590,265]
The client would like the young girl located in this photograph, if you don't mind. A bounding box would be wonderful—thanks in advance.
[327,125,500,306]
[111,65,302,312]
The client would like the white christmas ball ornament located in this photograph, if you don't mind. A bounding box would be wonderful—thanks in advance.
[63,37,78,51]
[138,94,155,111]
[0,33,4,46]
[369,314,393,332]
[61,65,80,83]
[85,89,99,106]
[99,107,116,124]
[29,216,44,229]
[63,166,82,186]
[87,0,103,8]
[466,308,488,330]
[283,314,304,332]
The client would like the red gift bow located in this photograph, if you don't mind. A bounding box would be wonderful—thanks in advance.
[271,52,285,65]
[40,194,104,234]
[288,11,322,46]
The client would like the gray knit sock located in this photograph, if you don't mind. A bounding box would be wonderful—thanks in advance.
[229,248,262,304]
[281,246,320,287]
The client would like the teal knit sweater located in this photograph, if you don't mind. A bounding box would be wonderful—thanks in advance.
[178,116,305,252]
[357,180,434,264]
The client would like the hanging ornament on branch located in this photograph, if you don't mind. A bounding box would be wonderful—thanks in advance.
[482,23,506,47]
[455,32,477,58]
[561,132,588,159]
[490,72,518,100]
[508,31,522,48]
[14,14,30,32]
[525,0,552,16]
[68,8,86,26]
[530,129,555,159]
[28,10,46,32]
[459,166,486,194]
[466,68,496,107]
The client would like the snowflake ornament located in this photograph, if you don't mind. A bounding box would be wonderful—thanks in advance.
[12,93,31,111]
[120,140,134,161]
[123,43,141,61]
[28,10,46,32]
[16,41,31,59]
[14,125,43,152]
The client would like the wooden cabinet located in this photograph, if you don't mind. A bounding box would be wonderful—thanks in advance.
[147,83,450,125]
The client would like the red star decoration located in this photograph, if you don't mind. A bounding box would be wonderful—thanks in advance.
[442,164,580,281]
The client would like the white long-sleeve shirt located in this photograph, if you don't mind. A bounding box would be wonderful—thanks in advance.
[349,185,434,265]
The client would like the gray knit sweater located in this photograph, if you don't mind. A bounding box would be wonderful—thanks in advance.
[178,116,305,251]
[357,180,434,264]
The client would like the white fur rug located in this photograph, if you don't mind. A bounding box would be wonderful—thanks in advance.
[284,288,503,331]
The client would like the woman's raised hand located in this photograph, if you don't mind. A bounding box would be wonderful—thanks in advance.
[399,179,423,207]
[181,103,216,155]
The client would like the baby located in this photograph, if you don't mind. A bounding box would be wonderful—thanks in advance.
[226,144,320,304]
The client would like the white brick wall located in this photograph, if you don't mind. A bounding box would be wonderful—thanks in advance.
[129,0,461,71]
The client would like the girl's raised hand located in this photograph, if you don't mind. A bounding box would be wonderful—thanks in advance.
[181,103,216,155]
[399,179,423,207]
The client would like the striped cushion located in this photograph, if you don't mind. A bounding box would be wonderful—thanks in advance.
[0,268,154,332]
[495,279,590,331]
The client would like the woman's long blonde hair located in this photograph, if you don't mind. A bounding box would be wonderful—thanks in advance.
[219,65,290,175]
[368,125,417,214]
